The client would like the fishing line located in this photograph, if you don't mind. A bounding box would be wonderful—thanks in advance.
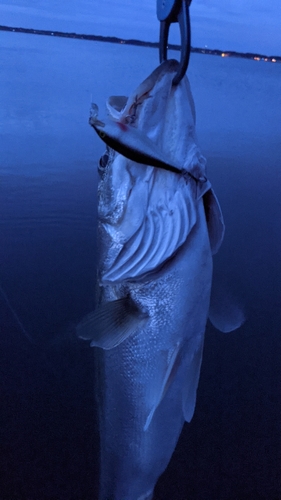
[0,281,62,378]
[0,282,33,343]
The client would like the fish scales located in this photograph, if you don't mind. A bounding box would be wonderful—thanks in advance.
[78,59,225,500]
[97,216,212,499]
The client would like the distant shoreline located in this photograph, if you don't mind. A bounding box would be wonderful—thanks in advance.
[1,25,280,63]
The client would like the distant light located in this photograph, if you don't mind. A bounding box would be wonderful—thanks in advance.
[221,53,229,57]
[272,58,276,62]
[264,58,268,62]
[253,57,260,61]
[120,40,125,44]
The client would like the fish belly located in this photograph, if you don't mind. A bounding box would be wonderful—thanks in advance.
[96,201,212,500]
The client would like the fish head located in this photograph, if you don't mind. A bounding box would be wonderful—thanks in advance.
[94,60,213,282]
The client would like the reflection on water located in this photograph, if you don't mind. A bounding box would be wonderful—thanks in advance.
[1,31,281,499]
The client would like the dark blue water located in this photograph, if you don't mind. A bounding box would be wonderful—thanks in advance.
[1,32,281,499]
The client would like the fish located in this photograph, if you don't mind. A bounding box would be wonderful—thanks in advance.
[77,59,229,500]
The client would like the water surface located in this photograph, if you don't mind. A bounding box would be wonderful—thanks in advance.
[1,31,281,499]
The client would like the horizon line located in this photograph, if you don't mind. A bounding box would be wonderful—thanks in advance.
[1,25,280,62]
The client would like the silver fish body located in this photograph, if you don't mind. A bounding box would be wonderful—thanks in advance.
[96,208,212,500]
[79,60,225,500]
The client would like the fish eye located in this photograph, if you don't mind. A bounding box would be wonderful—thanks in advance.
[99,152,109,169]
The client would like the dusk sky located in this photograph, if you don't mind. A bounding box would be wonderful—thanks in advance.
[0,0,280,55]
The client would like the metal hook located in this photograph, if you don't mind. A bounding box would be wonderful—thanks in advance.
[157,0,192,85]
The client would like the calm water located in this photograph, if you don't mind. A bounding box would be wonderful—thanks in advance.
[1,31,281,499]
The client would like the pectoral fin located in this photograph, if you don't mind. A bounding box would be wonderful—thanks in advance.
[76,296,147,350]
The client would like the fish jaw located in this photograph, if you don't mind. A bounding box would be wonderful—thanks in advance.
[91,59,208,183]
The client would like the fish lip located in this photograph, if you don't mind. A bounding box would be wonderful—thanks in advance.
[89,116,105,128]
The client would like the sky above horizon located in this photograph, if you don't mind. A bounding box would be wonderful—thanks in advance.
[0,0,280,55]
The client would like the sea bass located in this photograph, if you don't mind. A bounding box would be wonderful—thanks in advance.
[77,60,225,500]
